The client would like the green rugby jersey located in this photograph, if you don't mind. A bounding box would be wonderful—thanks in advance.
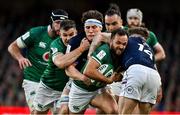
[124,26,159,48]
[18,26,57,82]
[41,38,69,91]
[74,43,113,91]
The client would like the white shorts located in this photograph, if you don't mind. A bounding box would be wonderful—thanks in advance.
[68,82,100,113]
[22,79,39,112]
[109,81,122,96]
[65,79,72,90]
[33,81,62,112]
[120,64,161,104]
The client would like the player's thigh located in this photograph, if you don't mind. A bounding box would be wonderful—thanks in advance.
[57,82,71,114]
[57,80,71,108]
[68,82,97,114]
[91,89,118,114]
[22,79,39,111]
[33,81,62,112]
[156,86,163,103]
[109,81,122,97]
[119,96,138,114]
[141,69,161,104]
[118,96,124,113]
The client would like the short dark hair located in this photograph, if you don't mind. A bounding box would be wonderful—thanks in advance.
[60,19,76,31]
[105,3,121,17]
[81,10,103,23]
[111,28,128,39]
[128,27,149,39]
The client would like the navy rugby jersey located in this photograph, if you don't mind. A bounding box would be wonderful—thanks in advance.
[119,36,156,70]
[67,32,88,71]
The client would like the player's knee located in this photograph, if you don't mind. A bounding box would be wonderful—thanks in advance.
[139,108,151,114]
[139,103,152,114]
[107,107,118,114]
[58,104,69,114]
[104,105,118,114]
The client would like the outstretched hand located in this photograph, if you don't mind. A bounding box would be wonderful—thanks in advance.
[18,57,32,69]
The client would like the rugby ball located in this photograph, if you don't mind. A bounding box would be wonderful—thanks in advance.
[91,64,114,87]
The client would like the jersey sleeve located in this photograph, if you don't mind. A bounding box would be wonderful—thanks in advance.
[16,27,43,48]
[146,31,159,48]
[50,39,65,62]
[16,31,30,48]
[91,44,109,65]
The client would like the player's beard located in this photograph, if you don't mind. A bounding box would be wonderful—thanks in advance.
[129,23,140,28]
[115,48,123,56]
[111,45,123,56]
[51,26,59,37]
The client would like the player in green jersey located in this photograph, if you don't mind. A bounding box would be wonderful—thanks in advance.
[57,10,104,114]
[68,27,128,114]
[63,10,120,114]
[32,19,90,114]
[105,3,123,32]
[87,3,124,105]
[103,3,125,103]
[8,9,68,113]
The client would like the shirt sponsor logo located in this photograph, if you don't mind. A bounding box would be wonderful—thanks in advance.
[96,50,106,60]
[39,42,47,48]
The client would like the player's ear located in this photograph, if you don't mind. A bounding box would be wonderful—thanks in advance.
[120,18,123,24]
[75,29,78,35]
[99,27,103,31]
[109,39,113,46]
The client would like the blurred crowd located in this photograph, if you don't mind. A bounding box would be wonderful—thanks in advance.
[0,9,179,112]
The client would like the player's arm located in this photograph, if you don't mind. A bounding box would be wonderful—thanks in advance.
[53,39,90,68]
[153,43,166,62]
[8,37,32,69]
[65,64,91,85]
[148,31,166,62]
[83,57,115,84]
[88,32,111,58]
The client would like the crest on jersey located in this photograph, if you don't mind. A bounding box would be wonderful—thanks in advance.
[39,42,47,48]
[43,52,49,61]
